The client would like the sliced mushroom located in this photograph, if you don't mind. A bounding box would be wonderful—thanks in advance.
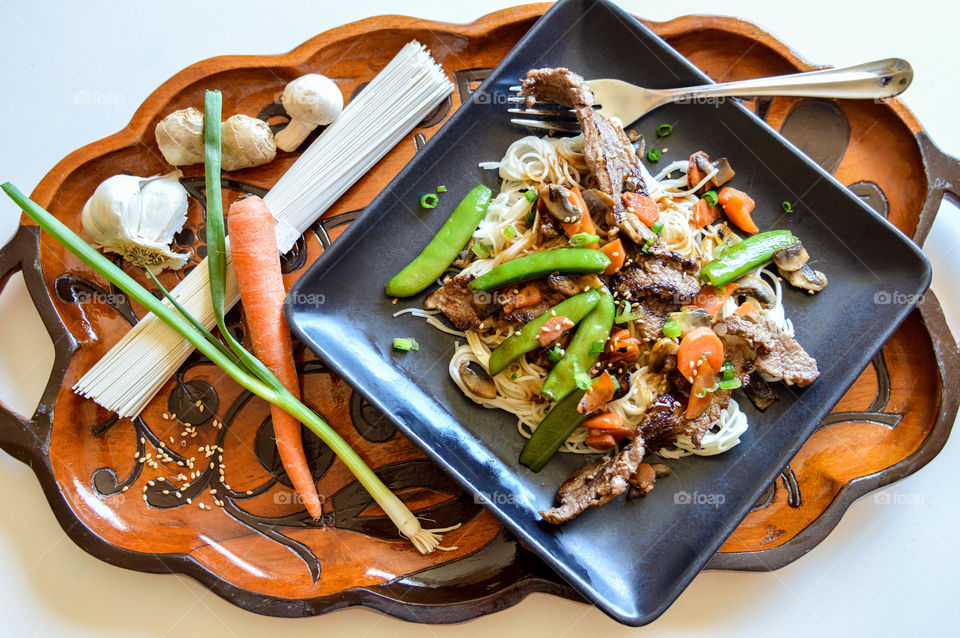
[459,360,498,399]
[673,307,713,335]
[540,184,583,224]
[710,158,736,188]
[733,274,776,308]
[619,212,656,245]
[648,337,679,372]
[582,188,616,220]
[694,152,714,178]
[772,240,810,272]
[623,175,644,193]
[547,272,581,296]
[743,370,776,410]
[452,243,473,269]
[781,265,828,292]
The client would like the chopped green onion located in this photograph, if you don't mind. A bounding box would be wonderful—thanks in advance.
[588,340,605,355]
[574,370,593,390]
[546,345,565,363]
[393,337,419,351]
[524,208,537,226]
[569,232,600,247]
[510,371,519,381]
[718,378,742,390]
[524,189,538,203]
[610,375,621,392]
[782,200,793,213]
[702,190,719,207]
[420,193,439,209]
[661,319,681,339]
[646,148,661,163]
[720,361,736,381]
[642,237,656,253]
[436,185,447,193]
[651,220,664,235]
[694,387,710,398]
[503,224,519,239]
[471,241,490,258]
[656,123,673,137]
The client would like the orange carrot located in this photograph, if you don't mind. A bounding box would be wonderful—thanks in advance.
[583,411,632,440]
[693,282,737,319]
[538,316,575,346]
[559,188,598,246]
[227,195,323,520]
[577,370,617,414]
[585,432,617,450]
[692,198,721,229]
[677,326,724,383]
[718,187,759,234]
[735,300,760,316]
[599,238,625,275]
[622,192,659,227]
[686,364,716,419]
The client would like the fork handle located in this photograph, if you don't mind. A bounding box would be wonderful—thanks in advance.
[656,58,912,104]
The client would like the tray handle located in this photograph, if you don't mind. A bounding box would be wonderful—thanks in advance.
[913,131,960,246]
[0,226,77,464]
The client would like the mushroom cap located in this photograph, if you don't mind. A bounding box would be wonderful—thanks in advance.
[280,73,343,126]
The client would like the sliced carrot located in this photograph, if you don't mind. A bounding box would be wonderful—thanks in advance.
[718,186,759,234]
[554,188,598,246]
[605,328,641,364]
[538,315,575,347]
[677,326,724,383]
[685,364,716,419]
[599,238,625,275]
[577,370,617,414]
[585,432,617,450]
[692,198,721,229]
[514,282,542,309]
[693,282,737,319]
[583,411,625,431]
[688,151,710,193]
[228,195,323,520]
[735,300,760,316]
[622,192,659,227]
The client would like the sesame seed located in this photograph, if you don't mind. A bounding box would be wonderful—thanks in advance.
[121,486,129,492]
[162,413,170,420]
[246,490,253,496]
[195,400,202,408]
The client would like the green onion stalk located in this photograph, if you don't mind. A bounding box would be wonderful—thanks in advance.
[0,90,457,554]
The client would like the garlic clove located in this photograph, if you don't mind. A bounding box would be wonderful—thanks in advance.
[81,171,190,272]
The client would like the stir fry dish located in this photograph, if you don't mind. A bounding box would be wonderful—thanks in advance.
[387,67,827,524]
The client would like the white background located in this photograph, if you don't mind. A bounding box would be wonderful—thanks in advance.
[0,1,958,636]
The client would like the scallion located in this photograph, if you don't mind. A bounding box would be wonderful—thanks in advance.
[702,190,719,207]
[661,319,681,339]
[720,361,735,381]
[436,185,447,193]
[569,232,599,247]
[651,220,664,235]
[524,189,538,203]
[646,148,661,163]
[574,370,593,390]
[393,337,419,351]
[656,123,673,137]
[588,340,605,355]
[471,241,490,258]
[718,378,742,390]
[782,200,793,213]
[420,193,439,209]
[503,224,518,239]
[546,345,565,363]
[642,237,656,253]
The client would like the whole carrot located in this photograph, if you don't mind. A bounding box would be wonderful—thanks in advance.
[227,194,323,519]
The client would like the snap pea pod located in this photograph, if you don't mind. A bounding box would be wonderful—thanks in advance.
[519,387,588,472]
[700,230,796,287]
[487,290,601,376]
[385,184,493,297]
[467,248,610,293]
[540,287,615,402]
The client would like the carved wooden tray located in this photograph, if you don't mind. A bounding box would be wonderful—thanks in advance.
[0,4,957,623]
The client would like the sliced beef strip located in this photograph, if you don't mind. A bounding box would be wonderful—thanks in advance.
[682,391,730,448]
[629,294,676,342]
[716,314,820,386]
[637,393,685,452]
[540,438,646,525]
[522,68,648,228]
[423,276,494,331]
[612,251,701,304]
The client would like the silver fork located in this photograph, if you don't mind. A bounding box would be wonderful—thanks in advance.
[508,58,913,132]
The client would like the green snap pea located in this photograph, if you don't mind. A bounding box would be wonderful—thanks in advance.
[519,387,588,472]
[700,230,796,288]
[487,290,601,376]
[467,248,610,293]
[385,184,493,297]
[539,287,615,402]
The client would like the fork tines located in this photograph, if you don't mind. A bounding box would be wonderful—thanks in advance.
[507,85,580,132]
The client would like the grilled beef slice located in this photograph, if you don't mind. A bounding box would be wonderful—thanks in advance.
[612,251,701,303]
[423,276,494,331]
[540,439,647,525]
[716,313,819,386]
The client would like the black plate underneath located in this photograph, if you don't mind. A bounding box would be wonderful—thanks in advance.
[286,0,930,625]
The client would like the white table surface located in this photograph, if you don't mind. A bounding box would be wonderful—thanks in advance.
[1,1,958,636]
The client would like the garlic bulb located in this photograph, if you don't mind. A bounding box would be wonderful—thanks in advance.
[221,114,276,171]
[81,171,190,272]
[155,108,205,166]
[275,74,343,152]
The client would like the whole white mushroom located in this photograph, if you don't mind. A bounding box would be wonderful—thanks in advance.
[275,74,343,152]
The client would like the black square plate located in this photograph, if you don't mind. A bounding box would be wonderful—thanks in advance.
[286,0,930,625]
